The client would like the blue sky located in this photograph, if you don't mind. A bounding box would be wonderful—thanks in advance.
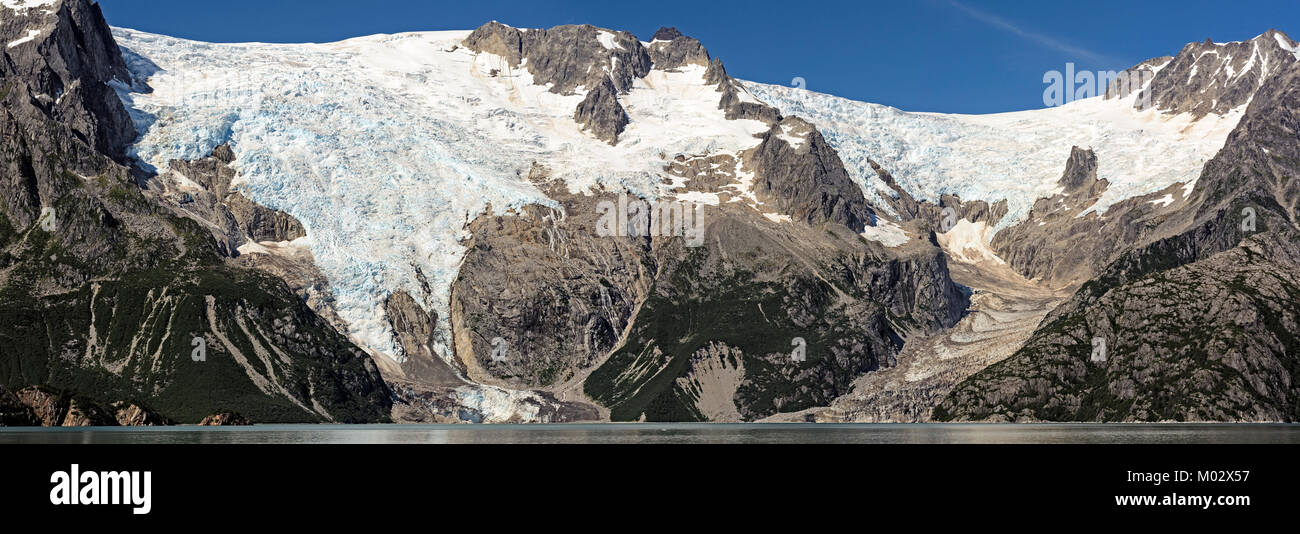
[98,0,1297,113]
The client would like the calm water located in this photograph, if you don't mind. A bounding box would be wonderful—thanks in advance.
[1,424,1297,444]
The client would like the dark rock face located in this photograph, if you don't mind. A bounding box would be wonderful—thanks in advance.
[167,144,306,247]
[462,22,652,95]
[1104,55,1171,105]
[0,387,40,426]
[578,204,966,421]
[651,27,684,41]
[1056,146,1103,192]
[702,58,782,123]
[937,58,1300,422]
[451,157,967,422]
[224,192,306,243]
[384,290,464,387]
[1132,30,1299,118]
[647,27,710,70]
[0,2,392,424]
[573,76,629,144]
[451,170,652,394]
[0,0,136,160]
[866,159,1009,239]
[748,117,873,232]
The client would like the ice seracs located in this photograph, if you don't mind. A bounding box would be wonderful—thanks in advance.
[112,27,768,378]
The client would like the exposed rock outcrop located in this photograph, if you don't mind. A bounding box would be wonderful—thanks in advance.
[748,117,873,231]
[451,168,652,394]
[3,386,165,426]
[0,0,136,160]
[167,144,306,248]
[1126,30,1300,118]
[937,55,1300,422]
[986,146,1167,289]
[14,386,66,426]
[384,289,464,387]
[703,58,782,123]
[646,26,710,70]
[451,155,967,422]
[573,76,628,144]
[462,22,651,95]
[112,402,170,426]
[199,412,250,426]
[60,397,116,426]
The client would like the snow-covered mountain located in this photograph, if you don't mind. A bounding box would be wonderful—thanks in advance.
[113,26,775,366]
[746,70,1244,231]
[103,21,1300,421]
[9,0,1300,425]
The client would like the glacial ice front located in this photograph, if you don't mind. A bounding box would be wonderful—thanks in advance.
[111,28,768,365]
[112,24,1247,375]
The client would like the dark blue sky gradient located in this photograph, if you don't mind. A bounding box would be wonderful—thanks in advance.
[97,0,1298,113]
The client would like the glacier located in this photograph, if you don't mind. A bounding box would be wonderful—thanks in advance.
[111,25,1249,419]
[744,80,1244,230]
[111,28,768,374]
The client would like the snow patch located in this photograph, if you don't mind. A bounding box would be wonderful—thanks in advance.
[776,123,806,150]
[860,218,909,248]
[1149,193,1174,207]
[1275,33,1300,61]
[596,30,621,50]
[6,28,41,48]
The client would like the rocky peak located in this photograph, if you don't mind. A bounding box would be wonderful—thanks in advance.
[462,21,652,95]
[1057,146,1102,193]
[748,116,873,231]
[573,75,629,144]
[1,0,135,159]
[651,26,683,41]
[1125,29,1300,118]
[647,26,711,70]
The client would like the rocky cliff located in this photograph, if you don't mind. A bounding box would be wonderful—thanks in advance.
[937,55,1300,422]
[0,0,392,424]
